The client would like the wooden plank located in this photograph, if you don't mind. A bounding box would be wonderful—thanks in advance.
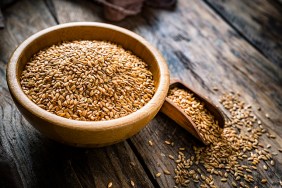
[51,0,103,23]
[53,0,282,187]
[204,0,282,67]
[0,98,154,186]
[126,1,282,187]
[0,10,4,28]
[0,0,154,187]
[0,0,56,61]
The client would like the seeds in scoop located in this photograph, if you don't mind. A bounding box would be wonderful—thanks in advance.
[167,87,222,144]
[21,40,155,121]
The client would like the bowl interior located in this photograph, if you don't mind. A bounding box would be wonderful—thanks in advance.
[16,25,161,90]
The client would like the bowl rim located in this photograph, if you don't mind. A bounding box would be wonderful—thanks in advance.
[7,22,170,131]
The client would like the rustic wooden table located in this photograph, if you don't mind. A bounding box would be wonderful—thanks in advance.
[0,0,281,187]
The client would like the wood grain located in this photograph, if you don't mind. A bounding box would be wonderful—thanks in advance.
[51,0,103,23]
[51,0,282,187]
[0,0,56,61]
[0,0,154,187]
[127,1,282,187]
[0,10,4,28]
[205,0,282,67]
[1,0,282,187]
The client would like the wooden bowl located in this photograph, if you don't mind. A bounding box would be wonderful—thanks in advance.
[7,22,170,147]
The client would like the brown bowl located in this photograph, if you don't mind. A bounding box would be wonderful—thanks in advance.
[7,22,170,147]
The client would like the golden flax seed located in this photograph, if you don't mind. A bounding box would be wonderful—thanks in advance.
[130,180,135,187]
[21,40,155,121]
[167,87,222,144]
[165,141,171,145]
[164,169,171,175]
[155,172,161,177]
[107,182,113,188]
[168,155,175,160]
[170,92,275,188]
[261,179,267,184]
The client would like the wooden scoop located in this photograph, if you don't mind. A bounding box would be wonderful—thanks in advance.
[160,79,225,145]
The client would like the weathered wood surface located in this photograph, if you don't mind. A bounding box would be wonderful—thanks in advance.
[1,0,282,187]
[53,0,282,187]
[205,0,282,68]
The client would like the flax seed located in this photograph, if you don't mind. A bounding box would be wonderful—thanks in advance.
[107,182,113,188]
[168,155,175,160]
[231,181,237,187]
[155,172,161,177]
[21,40,155,121]
[167,87,222,144]
[169,92,275,188]
[261,179,267,184]
[221,178,227,182]
[165,141,171,145]
[164,170,171,175]
[130,180,135,187]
